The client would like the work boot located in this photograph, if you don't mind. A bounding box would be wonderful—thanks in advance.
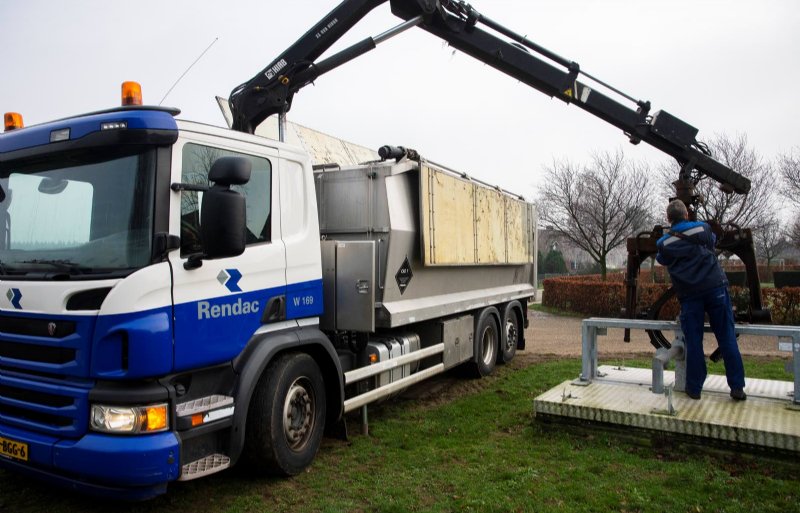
[730,389,747,401]
[686,391,701,400]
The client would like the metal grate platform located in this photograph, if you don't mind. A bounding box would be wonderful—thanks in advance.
[176,395,234,417]
[535,366,800,452]
[179,454,231,481]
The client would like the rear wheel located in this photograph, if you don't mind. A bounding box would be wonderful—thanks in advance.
[469,307,499,377]
[243,353,326,476]
[498,302,521,364]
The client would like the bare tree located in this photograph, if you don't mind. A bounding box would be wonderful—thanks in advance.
[538,150,655,280]
[779,150,800,259]
[754,214,787,271]
[787,216,800,249]
[181,145,221,214]
[779,148,800,207]
[658,133,778,230]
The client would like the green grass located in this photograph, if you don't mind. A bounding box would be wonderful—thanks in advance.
[2,359,798,513]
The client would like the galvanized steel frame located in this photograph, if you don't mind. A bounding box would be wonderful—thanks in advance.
[578,318,800,404]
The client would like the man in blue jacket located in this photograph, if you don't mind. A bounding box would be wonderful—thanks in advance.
[656,199,747,401]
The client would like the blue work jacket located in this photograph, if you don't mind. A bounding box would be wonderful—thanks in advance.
[655,220,728,299]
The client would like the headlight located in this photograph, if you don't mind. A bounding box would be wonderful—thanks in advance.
[90,403,169,434]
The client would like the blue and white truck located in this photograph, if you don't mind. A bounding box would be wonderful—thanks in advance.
[0,85,536,497]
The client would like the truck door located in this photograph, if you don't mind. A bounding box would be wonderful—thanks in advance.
[168,136,286,371]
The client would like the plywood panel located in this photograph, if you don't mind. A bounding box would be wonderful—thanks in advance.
[422,165,476,265]
[476,187,507,263]
[506,198,535,264]
[421,163,535,266]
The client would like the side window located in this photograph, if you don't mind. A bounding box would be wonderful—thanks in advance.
[180,143,272,257]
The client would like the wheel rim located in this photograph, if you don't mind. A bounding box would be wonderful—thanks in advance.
[505,317,518,353]
[282,377,316,452]
[481,323,497,365]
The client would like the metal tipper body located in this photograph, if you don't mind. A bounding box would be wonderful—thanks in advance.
[315,157,537,333]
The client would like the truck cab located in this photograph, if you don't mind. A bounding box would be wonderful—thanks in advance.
[0,105,333,498]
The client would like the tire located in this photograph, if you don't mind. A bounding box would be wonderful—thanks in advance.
[498,302,521,364]
[469,307,499,378]
[242,353,326,476]
[644,287,675,350]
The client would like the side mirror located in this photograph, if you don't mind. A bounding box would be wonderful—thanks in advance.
[38,177,69,194]
[185,157,251,269]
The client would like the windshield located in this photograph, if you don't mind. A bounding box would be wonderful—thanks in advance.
[0,148,156,278]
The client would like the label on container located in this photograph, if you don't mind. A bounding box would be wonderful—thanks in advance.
[395,257,413,295]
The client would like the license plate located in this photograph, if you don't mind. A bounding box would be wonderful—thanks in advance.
[0,436,29,461]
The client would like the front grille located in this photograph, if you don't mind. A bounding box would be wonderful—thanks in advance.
[0,312,95,377]
[0,341,75,364]
[0,384,74,407]
[0,372,90,436]
[0,312,95,436]
[0,403,73,427]
[0,316,76,338]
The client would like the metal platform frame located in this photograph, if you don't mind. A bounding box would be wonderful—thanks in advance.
[577,318,800,404]
[533,317,800,452]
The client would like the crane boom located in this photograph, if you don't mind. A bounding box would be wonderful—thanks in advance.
[229,0,749,194]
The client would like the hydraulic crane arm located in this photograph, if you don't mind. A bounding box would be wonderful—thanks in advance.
[230,0,391,134]
[229,0,749,194]
[229,0,769,335]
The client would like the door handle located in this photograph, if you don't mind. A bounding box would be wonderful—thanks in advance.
[262,295,286,323]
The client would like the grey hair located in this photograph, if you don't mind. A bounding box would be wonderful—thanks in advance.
[666,199,689,223]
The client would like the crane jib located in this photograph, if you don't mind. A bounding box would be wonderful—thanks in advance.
[228,0,747,196]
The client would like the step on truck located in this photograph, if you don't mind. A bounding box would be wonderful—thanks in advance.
[0,87,536,498]
[2,0,756,500]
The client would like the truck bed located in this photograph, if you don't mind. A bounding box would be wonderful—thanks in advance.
[315,158,537,331]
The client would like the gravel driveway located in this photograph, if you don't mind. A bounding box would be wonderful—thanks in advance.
[525,309,787,359]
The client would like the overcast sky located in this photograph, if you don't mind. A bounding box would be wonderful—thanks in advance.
[3,0,799,200]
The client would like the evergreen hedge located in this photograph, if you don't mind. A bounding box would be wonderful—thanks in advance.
[542,273,800,325]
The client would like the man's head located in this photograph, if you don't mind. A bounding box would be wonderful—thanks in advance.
[666,199,689,224]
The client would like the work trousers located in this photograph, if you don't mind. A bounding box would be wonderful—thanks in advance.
[679,286,746,394]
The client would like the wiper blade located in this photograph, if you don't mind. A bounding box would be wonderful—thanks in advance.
[18,259,90,274]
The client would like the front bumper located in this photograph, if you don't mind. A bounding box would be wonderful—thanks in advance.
[0,422,180,500]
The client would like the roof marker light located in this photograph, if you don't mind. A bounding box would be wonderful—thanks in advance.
[121,81,143,106]
[4,112,24,132]
[101,121,128,131]
[50,128,70,142]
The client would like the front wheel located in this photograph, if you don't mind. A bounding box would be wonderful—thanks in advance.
[243,353,326,476]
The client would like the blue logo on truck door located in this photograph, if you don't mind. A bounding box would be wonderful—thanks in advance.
[217,269,242,292]
[6,288,22,309]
